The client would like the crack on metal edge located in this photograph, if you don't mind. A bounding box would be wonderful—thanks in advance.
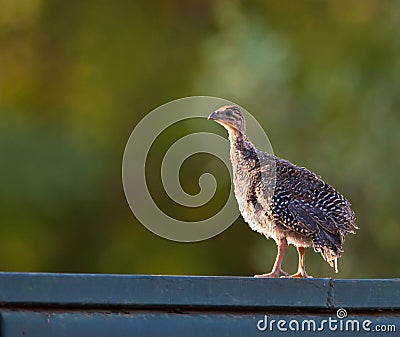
[327,278,335,309]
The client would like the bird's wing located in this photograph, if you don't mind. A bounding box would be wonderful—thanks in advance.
[251,155,356,236]
[287,199,337,235]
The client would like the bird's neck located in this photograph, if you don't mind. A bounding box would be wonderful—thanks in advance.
[228,129,274,174]
[228,130,256,170]
[227,128,243,146]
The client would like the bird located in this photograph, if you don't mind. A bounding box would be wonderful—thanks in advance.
[208,105,357,278]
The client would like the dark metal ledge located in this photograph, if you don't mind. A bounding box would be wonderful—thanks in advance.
[0,273,399,336]
[0,273,399,310]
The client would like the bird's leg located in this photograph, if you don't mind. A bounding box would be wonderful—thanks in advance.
[255,239,289,278]
[289,246,312,278]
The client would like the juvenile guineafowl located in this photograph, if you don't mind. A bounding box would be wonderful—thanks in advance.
[209,105,357,278]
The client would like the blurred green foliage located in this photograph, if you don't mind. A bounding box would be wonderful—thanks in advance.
[0,0,399,278]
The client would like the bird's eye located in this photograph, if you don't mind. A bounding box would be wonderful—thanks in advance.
[226,110,232,117]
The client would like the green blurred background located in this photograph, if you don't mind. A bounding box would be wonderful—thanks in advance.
[0,0,399,278]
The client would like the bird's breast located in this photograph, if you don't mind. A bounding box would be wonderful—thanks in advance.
[230,147,274,236]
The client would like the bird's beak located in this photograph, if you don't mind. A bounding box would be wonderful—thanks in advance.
[208,111,218,121]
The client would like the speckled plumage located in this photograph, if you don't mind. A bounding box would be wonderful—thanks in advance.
[209,105,357,278]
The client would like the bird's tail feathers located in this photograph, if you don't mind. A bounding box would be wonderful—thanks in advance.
[312,231,343,273]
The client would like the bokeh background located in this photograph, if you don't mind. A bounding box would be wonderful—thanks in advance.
[1,0,399,278]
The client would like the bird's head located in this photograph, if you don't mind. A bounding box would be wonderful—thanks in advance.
[208,105,246,135]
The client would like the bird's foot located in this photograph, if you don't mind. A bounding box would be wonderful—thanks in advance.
[254,269,289,278]
[288,270,313,278]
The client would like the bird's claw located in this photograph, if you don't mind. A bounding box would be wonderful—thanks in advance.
[287,271,313,278]
[254,268,289,278]
[279,269,290,277]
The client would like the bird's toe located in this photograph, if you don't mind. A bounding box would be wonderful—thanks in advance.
[288,271,313,278]
[254,268,289,278]
[254,272,279,278]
